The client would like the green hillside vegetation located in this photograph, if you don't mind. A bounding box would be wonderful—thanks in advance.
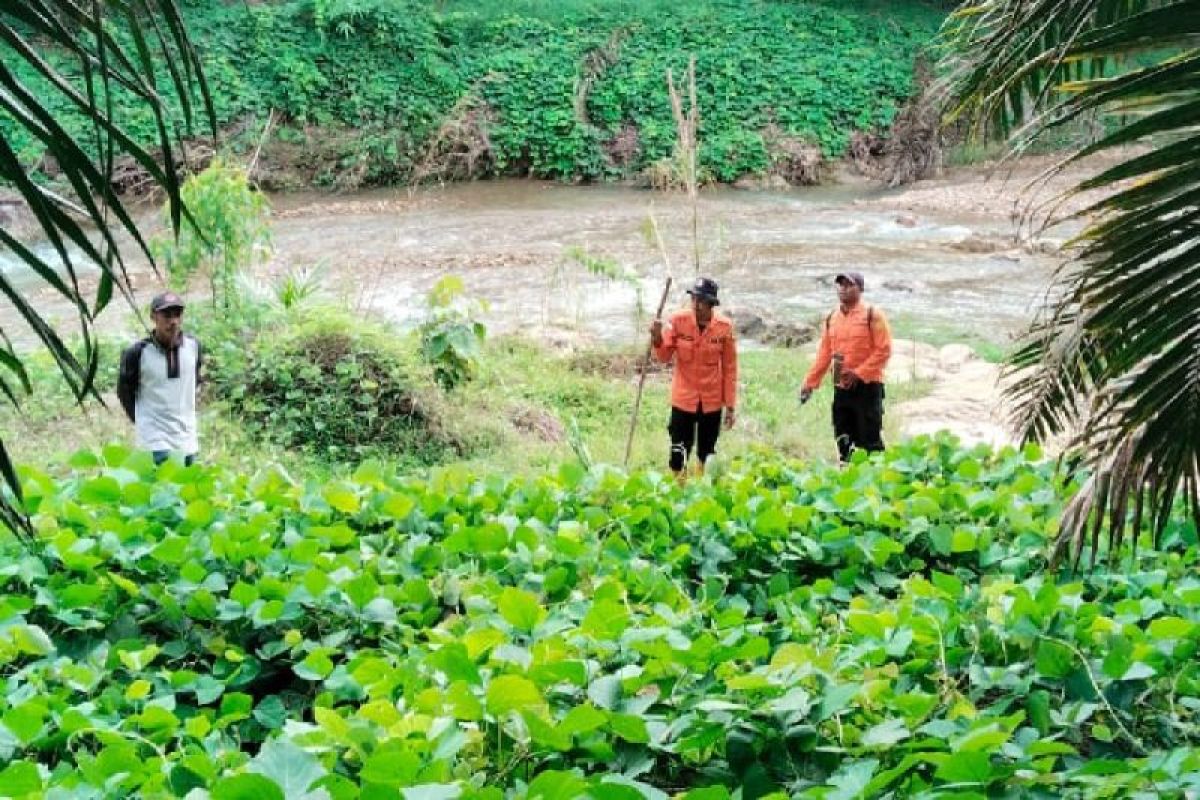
[3,0,945,188]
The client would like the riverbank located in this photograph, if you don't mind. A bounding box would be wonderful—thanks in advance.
[855,150,1136,233]
[0,331,937,474]
[8,151,1115,461]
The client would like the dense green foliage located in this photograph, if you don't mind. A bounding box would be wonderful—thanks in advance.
[2,437,1198,797]
[4,0,943,187]
[205,310,469,464]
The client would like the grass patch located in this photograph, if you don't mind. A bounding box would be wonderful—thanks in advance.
[1,332,937,479]
[889,313,1013,363]
[455,337,933,473]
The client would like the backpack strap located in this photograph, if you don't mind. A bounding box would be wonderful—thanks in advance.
[187,335,203,384]
[116,338,152,423]
[828,305,874,333]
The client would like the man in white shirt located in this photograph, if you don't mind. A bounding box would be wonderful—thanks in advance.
[117,292,202,466]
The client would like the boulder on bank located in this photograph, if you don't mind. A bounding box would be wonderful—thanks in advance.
[938,343,975,372]
[950,233,1012,254]
[887,339,941,383]
[509,404,565,442]
[728,309,817,348]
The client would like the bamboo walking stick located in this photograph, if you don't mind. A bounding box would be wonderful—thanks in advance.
[624,209,675,467]
[624,275,673,467]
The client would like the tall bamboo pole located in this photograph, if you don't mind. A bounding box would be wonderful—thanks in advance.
[624,211,675,467]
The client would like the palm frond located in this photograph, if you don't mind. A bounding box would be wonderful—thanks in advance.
[941,0,1200,567]
[939,0,1148,139]
[0,0,213,539]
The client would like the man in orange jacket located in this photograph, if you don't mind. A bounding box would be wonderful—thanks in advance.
[800,271,892,463]
[650,277,738,479]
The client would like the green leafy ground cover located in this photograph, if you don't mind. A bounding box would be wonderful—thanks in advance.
[4,0,943,187]
[2,437,1198,797]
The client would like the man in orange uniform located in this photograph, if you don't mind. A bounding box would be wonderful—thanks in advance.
[800,271,892,463]
[650,277,738,480]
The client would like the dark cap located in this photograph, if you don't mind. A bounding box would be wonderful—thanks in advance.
[835,271,865,290]
[686,276,720,306]
[150,292,185,313]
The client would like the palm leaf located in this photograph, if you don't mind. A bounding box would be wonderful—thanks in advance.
[0,0,213,540]
[940,0,1200,568]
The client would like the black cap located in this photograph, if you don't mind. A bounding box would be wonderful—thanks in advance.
[150,292,185,313]
[835,271,865,290]
[686,276,720,306]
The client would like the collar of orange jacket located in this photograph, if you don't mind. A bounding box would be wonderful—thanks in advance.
[674,307,731,331]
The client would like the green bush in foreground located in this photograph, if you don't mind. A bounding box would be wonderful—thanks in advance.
[209,310,464,464]
[1,436,1198,798]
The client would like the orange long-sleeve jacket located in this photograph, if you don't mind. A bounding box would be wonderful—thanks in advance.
[803,302,892,390]
[654,308,738,412]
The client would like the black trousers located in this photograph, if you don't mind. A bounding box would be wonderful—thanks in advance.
[832,382,885,462]
[668,405,723,470]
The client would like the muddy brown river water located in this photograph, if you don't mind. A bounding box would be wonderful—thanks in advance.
[2,175,1068,349]
[267,180,1058,345]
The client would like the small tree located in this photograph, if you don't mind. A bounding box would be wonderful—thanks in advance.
[153,159,271,312]
[940,0,1200,566]
[419,276,487,391]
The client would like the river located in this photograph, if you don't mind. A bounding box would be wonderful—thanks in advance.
[1,173,1068,349]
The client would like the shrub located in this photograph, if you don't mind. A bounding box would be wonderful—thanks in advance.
[217,309,460,462]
